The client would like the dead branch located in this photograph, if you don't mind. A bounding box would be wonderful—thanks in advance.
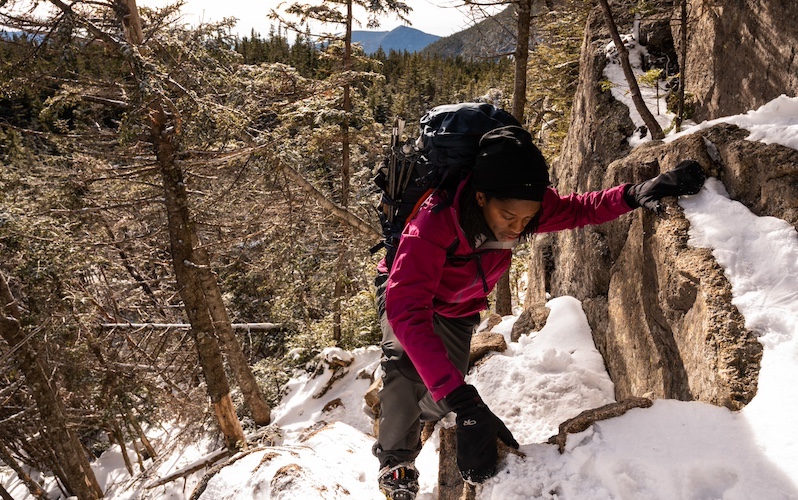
[101,322,281,330]
[144,448,232,489]
[186,446,274,500]
[276,160,381,242]
[547,397,653,453]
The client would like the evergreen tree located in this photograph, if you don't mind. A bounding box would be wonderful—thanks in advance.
[278,0,409,343]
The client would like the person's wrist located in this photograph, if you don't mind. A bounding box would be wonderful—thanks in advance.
[445,384,481,412]
[623,183,641,209]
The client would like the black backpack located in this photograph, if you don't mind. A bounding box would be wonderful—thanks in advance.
[372,102,521,269]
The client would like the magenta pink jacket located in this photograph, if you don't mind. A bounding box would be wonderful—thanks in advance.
[382,182,634,401]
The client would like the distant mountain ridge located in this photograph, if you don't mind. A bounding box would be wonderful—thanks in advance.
[352,6,520,59]
[423,5,518,60]
[351,25,440,54]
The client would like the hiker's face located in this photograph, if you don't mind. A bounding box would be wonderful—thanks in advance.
[477,192,541,242]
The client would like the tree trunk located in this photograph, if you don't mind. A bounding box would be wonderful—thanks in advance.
[512,0,532,121]
[0,485,15,500]
[110,0,267,429]
[128,434,145,473]
[524,235,550,307]
[597,0,664,140]
[333,257,345,344]
[126,410,157,459]
[193,248,272,425]
[0,440,48,500]
[438,427,466,500]
[495,272,513,316]
[275,160,380,240]
[111,419,134,476]
[342,0,352,208]
[116,0,143,45]
[495,0,534,316]
[675,0,688,132]
[0,273,104,499]
[334,0,354,344]
[151,101,247,451]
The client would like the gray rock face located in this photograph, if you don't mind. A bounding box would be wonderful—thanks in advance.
[598,136,773,409]
[701,124,798,227]
[680,0,798,122]
[537,4,798,410]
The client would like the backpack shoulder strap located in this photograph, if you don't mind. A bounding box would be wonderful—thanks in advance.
[443,238,516,295]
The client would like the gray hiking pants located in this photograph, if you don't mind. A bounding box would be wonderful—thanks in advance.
[372,273,479,469]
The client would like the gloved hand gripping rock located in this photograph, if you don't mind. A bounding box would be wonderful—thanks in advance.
[625,159,706,215]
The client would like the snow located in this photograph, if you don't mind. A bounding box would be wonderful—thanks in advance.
[603,35,679,147]
[4,36,798,500]
[665,95,798,150]
[271,346,381,443]
[198,424,380,500]
[473,297,616,448]
[92,425,222,500]
[681,178,798,480]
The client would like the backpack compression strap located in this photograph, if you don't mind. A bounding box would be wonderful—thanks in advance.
[474,240,520,250]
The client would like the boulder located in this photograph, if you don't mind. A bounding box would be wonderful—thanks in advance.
[510,302,550,341]
[468,332,507,367]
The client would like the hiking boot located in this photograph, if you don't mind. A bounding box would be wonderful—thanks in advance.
[378,462,419,500]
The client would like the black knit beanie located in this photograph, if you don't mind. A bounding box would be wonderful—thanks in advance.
[472,126,550,201]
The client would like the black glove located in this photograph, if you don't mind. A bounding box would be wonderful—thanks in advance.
[624,159,706,215]
[445,384,519,483]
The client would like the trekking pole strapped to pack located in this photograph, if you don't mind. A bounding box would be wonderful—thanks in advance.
[372,102,521,269]
[381,117,420,224]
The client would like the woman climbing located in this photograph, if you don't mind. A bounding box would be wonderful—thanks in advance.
[373,124,705,500]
